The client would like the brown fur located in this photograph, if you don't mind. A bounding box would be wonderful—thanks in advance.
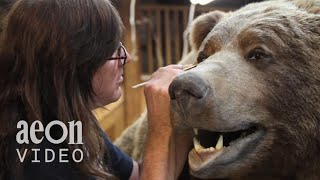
[116,0,320,179]
[169,0,320,179]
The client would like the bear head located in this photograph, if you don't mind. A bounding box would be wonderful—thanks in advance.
[170,0,320,179]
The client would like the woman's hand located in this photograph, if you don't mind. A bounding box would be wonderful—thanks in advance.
[143,64,184,132]
[141,65,193,180]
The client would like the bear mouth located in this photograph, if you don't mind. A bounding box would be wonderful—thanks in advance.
[189,124,266,175]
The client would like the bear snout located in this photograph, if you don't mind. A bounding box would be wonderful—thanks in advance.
[169,72,209,101]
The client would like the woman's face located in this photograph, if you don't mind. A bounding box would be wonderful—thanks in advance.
[92,43,130,107]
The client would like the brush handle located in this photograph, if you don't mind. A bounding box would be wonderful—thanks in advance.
[131,81,148,89]
[131,64,198,89]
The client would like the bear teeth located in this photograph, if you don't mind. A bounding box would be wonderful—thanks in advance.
[215,135,224,150]
[193,137,205,152]
[194,128,198,135]
[193,134,224,155]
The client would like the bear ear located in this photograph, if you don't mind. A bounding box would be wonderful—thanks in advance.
[189,11,226,50]
[291,0,320,14]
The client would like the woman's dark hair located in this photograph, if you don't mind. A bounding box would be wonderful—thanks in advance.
[0,0,16,34]
[0,0,123,179]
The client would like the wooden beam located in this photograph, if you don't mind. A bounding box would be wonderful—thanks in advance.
[164,9,172,65]
[117,0,145,128]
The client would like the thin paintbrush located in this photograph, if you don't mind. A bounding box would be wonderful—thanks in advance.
[131,63,198,89]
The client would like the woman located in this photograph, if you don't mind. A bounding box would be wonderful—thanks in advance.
[0,0,191,179]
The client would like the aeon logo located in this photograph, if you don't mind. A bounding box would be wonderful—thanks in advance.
[16,120,84,163]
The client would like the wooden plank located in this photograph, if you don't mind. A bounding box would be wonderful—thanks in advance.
[155,9,163,68]
[182,8,190,55]
[174,10,181,63]
[164,9,171,65]
[100,104,125,141]
[117,0,146,128]
[147,10,154,73]
[138,4,233,12]
[183,8,188,32]
[94,95,125,140]
[138,4,189,11]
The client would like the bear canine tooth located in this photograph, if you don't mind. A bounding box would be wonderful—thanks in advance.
[193,128,198,135]
[193,137,204,152]
[215,135,224,150]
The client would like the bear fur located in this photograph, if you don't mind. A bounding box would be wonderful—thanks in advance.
[117,0,320,179]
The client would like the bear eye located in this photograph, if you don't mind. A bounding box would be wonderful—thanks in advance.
[197,52,208,63]
[247,48,268,61]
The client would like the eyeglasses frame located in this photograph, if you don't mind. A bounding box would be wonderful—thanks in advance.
[106,42,127,65]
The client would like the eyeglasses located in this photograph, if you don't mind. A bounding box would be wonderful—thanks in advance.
[107,42,127,65]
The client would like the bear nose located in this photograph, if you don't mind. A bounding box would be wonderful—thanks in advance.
[169,73,209,101]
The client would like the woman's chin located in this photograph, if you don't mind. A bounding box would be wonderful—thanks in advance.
[94,88,122,108]
[108,88,122,104]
